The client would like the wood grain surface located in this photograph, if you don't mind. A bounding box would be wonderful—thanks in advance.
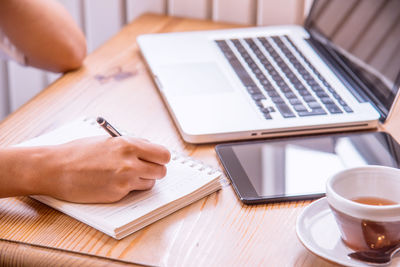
[0,14,399,266]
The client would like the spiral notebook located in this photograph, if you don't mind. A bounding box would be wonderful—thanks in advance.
[17,118,223,239]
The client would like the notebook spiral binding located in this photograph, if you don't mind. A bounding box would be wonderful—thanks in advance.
[85,117,229,186]
[171,152,230,188]
[170,152,220,176]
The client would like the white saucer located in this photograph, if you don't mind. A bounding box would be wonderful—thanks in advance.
[296,197,368,267]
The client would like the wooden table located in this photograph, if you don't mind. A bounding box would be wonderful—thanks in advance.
[0,14,399,266]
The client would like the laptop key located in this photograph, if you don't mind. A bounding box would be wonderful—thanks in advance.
[263,84,275,91]
[297,111,313,117]
[308,101,322,109]
[316,91,329,98]
[307,80,319,87]
[320,97,334,104]
[298,108,327,117]
[326,104,343,114]
[267,90,279,97]
[303,95,316,102]
[284,92,297,99]
[260,107,275,113]
[246,85,261,94]
[338,99,347,106]
[260,78,270,85]
[276,104,296,118]
[263,113,272,119]
[260,106,275,119]
[311,108,327,115]
[289,98,302,105]
[254,100,262,107]
[271,96,284,104]
[343,105,354,113]
[296,89,310,96]
[252,94,266,101]
[280,85,292,93]
[293,104,307,112]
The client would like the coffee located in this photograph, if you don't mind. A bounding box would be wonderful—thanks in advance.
[352,196,398,206]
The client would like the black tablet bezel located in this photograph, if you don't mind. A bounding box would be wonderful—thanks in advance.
[215,131,399,205]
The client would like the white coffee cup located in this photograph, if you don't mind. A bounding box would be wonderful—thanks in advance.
[326,165,400,251]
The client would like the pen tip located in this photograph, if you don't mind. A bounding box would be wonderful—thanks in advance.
[96,117,104,124]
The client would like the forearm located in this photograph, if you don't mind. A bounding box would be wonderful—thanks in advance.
[0,146,56,198]
[0,0,86,72]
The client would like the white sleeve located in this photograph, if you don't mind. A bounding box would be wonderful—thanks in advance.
[0,29,26,65]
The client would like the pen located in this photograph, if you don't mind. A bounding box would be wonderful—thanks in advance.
[96,117,122,137]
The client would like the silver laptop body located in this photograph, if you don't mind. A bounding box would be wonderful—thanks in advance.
[138,0,400,143]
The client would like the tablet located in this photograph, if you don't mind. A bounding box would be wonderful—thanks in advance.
[215,132,400,204]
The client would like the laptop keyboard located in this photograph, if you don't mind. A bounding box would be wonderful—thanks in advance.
[215,36,353,120]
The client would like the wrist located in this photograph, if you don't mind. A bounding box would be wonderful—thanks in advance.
[24,145,61,196]
[12,146,59,197]
[0,146,51,197]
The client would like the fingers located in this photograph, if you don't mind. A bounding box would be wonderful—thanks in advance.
[109,136,171,192]
[138,142,171,165]
[135,160,167,180]
[132,178,156,190]
[122,137,171,165]
[126,160,168,191]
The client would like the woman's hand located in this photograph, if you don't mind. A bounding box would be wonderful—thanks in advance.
[0,136,171,203]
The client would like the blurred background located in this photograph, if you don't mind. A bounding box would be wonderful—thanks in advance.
[0,0,311,121]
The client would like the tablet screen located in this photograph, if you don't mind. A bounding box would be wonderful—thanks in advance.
[216,132,400,204]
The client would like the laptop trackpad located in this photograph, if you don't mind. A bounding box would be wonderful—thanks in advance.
[156,62,234,96]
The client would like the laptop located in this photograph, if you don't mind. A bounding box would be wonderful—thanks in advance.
[138,0,400,144]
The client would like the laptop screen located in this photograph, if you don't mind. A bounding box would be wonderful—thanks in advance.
[305,0,400,118]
